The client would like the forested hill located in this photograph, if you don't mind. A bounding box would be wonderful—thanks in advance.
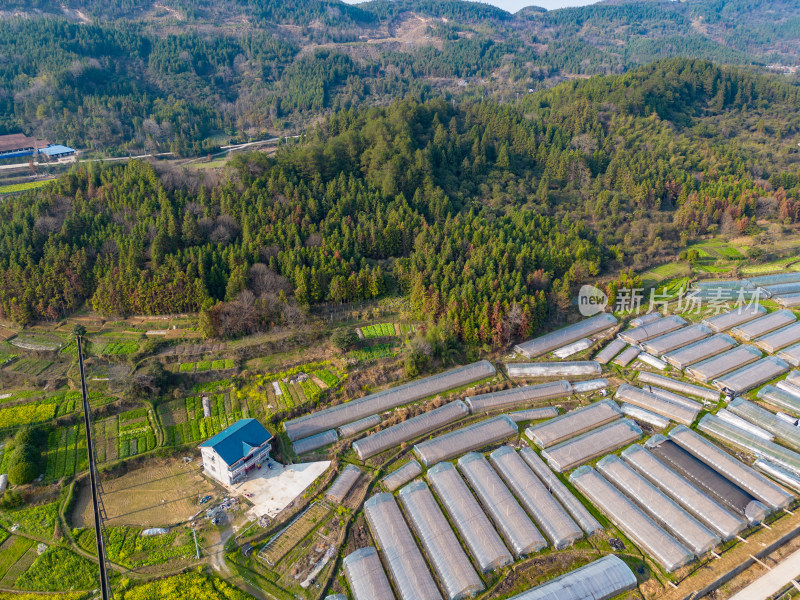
[1,0,799,156]
[1,59,799,342]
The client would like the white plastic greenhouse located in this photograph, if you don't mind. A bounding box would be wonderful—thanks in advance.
[754,459,800,493]
[620,404,670,429]
[641,324,712,356]
[731,309,797,341]
[338,415,381,438]
[525,399,621,448]
[284,360,496,441]
[702,304,767,333]
[352,400,469,460]
[342,547,396,600]
[776,293,800,308]
[758,385,800,416]
[662,334,737,369]
[571,378,609,393]
[457,452,546,557]
[615,384,700,426]
[636,353,668,370]
[507,407,560,422]
[326,464,361,503]
[618,315,687,345]
[553,338,593,359]
[398,481,484,600]
[684,345,763,383]
[748,273,800,287]
[637,372,721,402]
[505,361,601,378]
[465,381,572,414]
[755,322,800,354]
[612,345,641,367]
[778,342,800,366]
[505,555,636,600]
[426,462,514,573]
[363,493,443,600]
[514,313,618,358]
[293,429,338,455]
[413,415,519,467]
[647,386,705,412]
[489,446,583,549]
[760,281,800,297]
[594,338,627,364]
[630,312,664,327]
[712,356,790,394]
[569,466,694,572]
[728,398,800,450]
[381,460,423,492]
[716,409,773,441]
[540,419,642,473]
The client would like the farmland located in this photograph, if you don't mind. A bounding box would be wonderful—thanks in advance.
[74,525,196,568]
[0,180,54,195]
[0,500,61,540]
[357,322,415,339]
[15,547,97,591]
[177,358,235,373]
[42,424,89,481]
[347,342,399,362]
[260,502,331,566]
[160,393,247,446]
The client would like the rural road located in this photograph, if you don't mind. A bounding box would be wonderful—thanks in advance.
[209,523,270,600]
[729,545,800,600]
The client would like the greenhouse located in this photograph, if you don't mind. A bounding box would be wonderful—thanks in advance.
[636,372,719,402]
[630,312,664,327]
[620,404,670,429]
[414,415,519,467]
[615,384,699,426]
[692,279,752,290]
[594,338,627,364]
[505,361,601,378]
[778,342,800,366]
[293,429,338,455]
[507,407,560,423]
[519,447,603,536]
[325,595,347,600]
[352,400,470,460]
[641,324,712,356]
[326,464,361,503]
[618,315,687,345]
[541,419,642,473]
[776,293,800,308]
[754,459,800,493]
[398,481,484,600]
[621,444,746,540]
[596,455,720,556]
[702,304,767,333]
[684,346,763,383]
[760,281,800,297]
[465,381,572,414]
[712,356,790,394]
[662,334,737,369]
[525,399,621,448]
[647,387,705,412]
[748,272,800,287]
[777,381,800,397]
[569,466,694,572]
[612,345,641,366]
[728,398,800,450]
[759,385,800,416]
[514,313,618,358]
[716,409,773,441]
[363,493,443,600]
[505,555,637,600]
[338,415,382,438]
[456,452,547,556]
[426,462,514,573]
[636,353,668,370]
[667,425,793,510]
[730,309,797,341]
[489,446,583,549]
[381,460,423,492]
[284,360,496,441]
[755,322,800,353]
[787,371,800,387]
[342,547,395,600]
[553,338,593,359]
[572,378,609,393]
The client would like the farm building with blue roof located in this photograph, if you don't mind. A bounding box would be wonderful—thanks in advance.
[199,419,273,486]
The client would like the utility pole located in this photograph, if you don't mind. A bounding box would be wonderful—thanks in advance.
[75,328,113,600]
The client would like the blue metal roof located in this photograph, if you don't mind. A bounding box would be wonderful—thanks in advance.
[40,144,75,156]
[199,419,272,466]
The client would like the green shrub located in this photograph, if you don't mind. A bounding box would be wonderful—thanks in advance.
[8,459,38,485]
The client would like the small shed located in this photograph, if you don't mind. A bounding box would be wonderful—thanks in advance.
[241,543,254,557]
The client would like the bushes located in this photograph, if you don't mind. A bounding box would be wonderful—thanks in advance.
[5,426,44,485]
[331,328,358,352]
[16,546,96,591]
[8,461,38,485]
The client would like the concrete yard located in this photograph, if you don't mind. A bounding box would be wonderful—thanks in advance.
[232,460,330,519]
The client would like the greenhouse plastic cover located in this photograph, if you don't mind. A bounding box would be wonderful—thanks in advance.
[622,444,746,540]
[618,315,687,345]
[382,460,422,492]
[352,400,469,460]
[637,371,720,402]
[456,452,546,556]
[553,338,593,359]
[685,345,763,383]
[572,378,609,393]
[363,493,443,600]
[759,281,800,298]
[505,361,601,378]
[541,419,642,473]
[615,384,699,426]
[647,386,705,412]
[662,334,737,369]
[465,381,572,414]
[776,293,800,308]
[759,385,800,416]
[754,459,800,494]
[712,356,790,394]
[569,466,694,572]
[755,322,800,354]
[641,324,712,356]
[342,547,395,600]
[613,345,641,366]
[778,342,800,367]
[326,464,361,503]
[777,380,800,398]
[620,403,670,429]
[636,353,668,370]
[787,370,800,387]
[507,407,560,423]
[519,446,603,535]
[728,398,800,450]
[338,414,381,438]
[667,425,793,510]
[325,595,347,600]
[594,338,626,364]
[748,272,800,287]
[398,480,484,600]
[716,409,773,441]
[630,312,664,327]
[596,455,719,556]
[426,462,513,573]
[731,309,797,341]
[284,360,495,440]
[514,313,618,358]
[293,429,338,455]
[702,304,767,333]
[489,446,583,549]
[693,279,752,290]
[506,555,637,600]
[525,399,621,448]
[413,415,518,467]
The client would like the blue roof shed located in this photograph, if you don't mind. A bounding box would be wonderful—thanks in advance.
[200,419,273,467]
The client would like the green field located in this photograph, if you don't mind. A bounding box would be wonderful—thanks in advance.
[74,526,195,568]
[16,546,96,591]
[0,180,54,195]
[177,358,234,373]
[0,500,61,540]
[160,393,247,445]
[348,342,399,362]
[42,424,89,481]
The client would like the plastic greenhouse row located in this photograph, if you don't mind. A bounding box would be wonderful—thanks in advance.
[513,313,617,358]
[684,345,763,383]
[730,309,796,341]
[381,460,422,492]
[525,399,621,448]
[612,345,640,367]
[594,338,626,364]
[754,459,800,494]
[571,378,609,393]
[326,464,361,504]
[413,415,518,467]
[505,555,636,600]
[464,381,572,413]
[342,547,394,600]
[618,315,686,345]
[338,414,381,438]
[540,419,642,473]
[662,334,737,369]
[778,342,800,366]
[293,429,338,455]
[630,312,663,327]
[620,403,670,429]
[776,293,800,308]
[553,338,593,359]
[637,371,720,402]
[641,324,712,356]
[702,304,766,333]
[637,353,668,370]
[728,398,800,451]
[712,356,790,394]
[716,409,773,441]
[506,407,560,423]
[760,281,800,297]
[758,385,800,416]
[748,272,800,287]
[755,322,800,354]
[646,386,706,411]
[505,361,601,378]
[615,384,699,426]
